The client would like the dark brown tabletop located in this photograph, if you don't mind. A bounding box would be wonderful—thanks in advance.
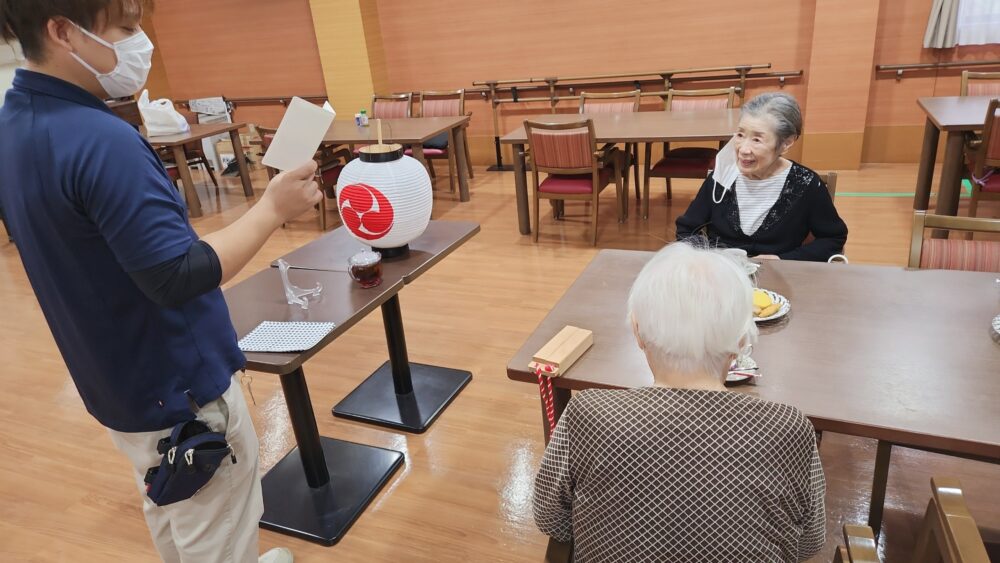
[507,249,1000,460]
[917,96,994,131]
[323,116,470,144]
[273,220,481,285]
[500,109,740,144]
[225,267,403,374]
[144,122,247,146]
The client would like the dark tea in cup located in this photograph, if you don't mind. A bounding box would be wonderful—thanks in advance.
[348,250,382,288]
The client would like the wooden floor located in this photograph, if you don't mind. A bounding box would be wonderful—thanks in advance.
[0,164,997,562]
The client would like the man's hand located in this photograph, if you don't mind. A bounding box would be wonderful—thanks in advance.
[201,160,323,285]
[258,160,322,225]
[755,254,781,260]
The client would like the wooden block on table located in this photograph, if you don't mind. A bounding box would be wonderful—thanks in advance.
[531,326,593,377]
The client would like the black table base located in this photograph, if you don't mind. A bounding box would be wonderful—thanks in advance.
[260,438,404,545]
[332,295,472,433]
[260,367,404,545]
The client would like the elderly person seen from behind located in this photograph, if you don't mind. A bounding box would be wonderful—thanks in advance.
[533,242,826,562]
[676,92,847,261]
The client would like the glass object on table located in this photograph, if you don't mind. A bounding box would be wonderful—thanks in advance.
[276,258,322,309]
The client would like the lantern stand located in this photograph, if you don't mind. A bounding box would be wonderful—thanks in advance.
[331,124,472,433]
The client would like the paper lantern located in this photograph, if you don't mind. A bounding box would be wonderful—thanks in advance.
[335,143,432,257]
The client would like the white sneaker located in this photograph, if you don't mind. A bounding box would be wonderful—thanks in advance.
[259,547,293,563]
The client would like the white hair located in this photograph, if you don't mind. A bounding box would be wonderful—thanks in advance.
[627,242,758,378]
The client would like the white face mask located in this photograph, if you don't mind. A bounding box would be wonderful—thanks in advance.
[712,136,739,204]
[70,24,154,99]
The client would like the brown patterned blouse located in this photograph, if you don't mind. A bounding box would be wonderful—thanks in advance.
[533,387,826,562]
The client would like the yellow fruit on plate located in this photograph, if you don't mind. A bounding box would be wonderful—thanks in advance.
[758,302,781,318]
[753,289,772,310]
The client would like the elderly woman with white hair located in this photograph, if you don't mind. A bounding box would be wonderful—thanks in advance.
[532,242,826,562]
[676,92,847,261]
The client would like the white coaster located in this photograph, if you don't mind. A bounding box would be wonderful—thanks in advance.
[238,321,336,353]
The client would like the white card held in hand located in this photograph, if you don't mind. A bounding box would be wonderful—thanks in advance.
[261,96,335,171]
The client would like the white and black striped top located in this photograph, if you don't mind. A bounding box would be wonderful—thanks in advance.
[533,387,826,563]
[735,165,793,235]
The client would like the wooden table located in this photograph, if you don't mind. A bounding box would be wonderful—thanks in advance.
[500,110,740,234]
[914,96,993,223]
[323,116,473,202]
[276,220,480,432]
[507,250,1000,534]
[146,122,254,218]
[224,267,405,545]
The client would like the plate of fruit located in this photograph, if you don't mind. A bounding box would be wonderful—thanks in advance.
[753,288,790,322]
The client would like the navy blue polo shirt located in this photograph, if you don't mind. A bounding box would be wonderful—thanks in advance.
[0,70,245,432]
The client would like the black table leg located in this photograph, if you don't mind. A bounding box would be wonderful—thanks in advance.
[867,440,893,538]
[259,367,404,545]
[332,294,472,432]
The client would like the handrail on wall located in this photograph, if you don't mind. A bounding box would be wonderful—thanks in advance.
[875,59,1000,80]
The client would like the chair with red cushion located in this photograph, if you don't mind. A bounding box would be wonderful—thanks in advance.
[525,119,623,246]
[964,98,1000,225]
[908,211,1000,273]
[402,89,467,193]
[641,87,736,219]
[579,90,641,212]
[960,71,1000,97]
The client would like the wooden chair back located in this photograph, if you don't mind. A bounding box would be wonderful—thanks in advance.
[578,90,641,114]
[666,87,736,111]
[832,525,880,563]
[524,119,598,175]
[960,71,1000,97]
[819,172,838,200]
[419,89,465,117]
[908,211,1000,270]
[910,476,990,563]
[372,93,413,119]
[968,99,1000,178]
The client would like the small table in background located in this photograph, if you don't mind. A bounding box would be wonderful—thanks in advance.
[146,122,254,218]
[914,96,994,222]
[500,110,740,234]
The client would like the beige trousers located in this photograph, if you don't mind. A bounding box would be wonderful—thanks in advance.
[108,375,263,563]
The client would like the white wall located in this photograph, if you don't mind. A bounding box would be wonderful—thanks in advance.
[0,42,25,108]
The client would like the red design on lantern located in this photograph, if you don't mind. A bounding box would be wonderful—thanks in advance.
[338,183,394,241]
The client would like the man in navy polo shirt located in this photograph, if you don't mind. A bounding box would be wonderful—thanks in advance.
[0,2,319,561]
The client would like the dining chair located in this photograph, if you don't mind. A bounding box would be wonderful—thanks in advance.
[908,211,1000,272]
[641,87,736,219]
[403,89,466,193]
[579,90,642,207]
[963,98,1000,224]
[960,71,1000,97]
[832,525,880,563]
[352,93,415,158]
[371,93,413,119]
[910,476,990,563]
[524,119,623,246]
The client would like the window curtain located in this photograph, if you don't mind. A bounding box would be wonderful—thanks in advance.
[923,0,959,48]
[955,0,1000,46]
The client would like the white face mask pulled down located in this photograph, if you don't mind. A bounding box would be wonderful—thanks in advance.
[70,24,154,99]
[711,137,740,204]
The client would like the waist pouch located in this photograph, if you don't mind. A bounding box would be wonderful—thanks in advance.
[143,419,236,506]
